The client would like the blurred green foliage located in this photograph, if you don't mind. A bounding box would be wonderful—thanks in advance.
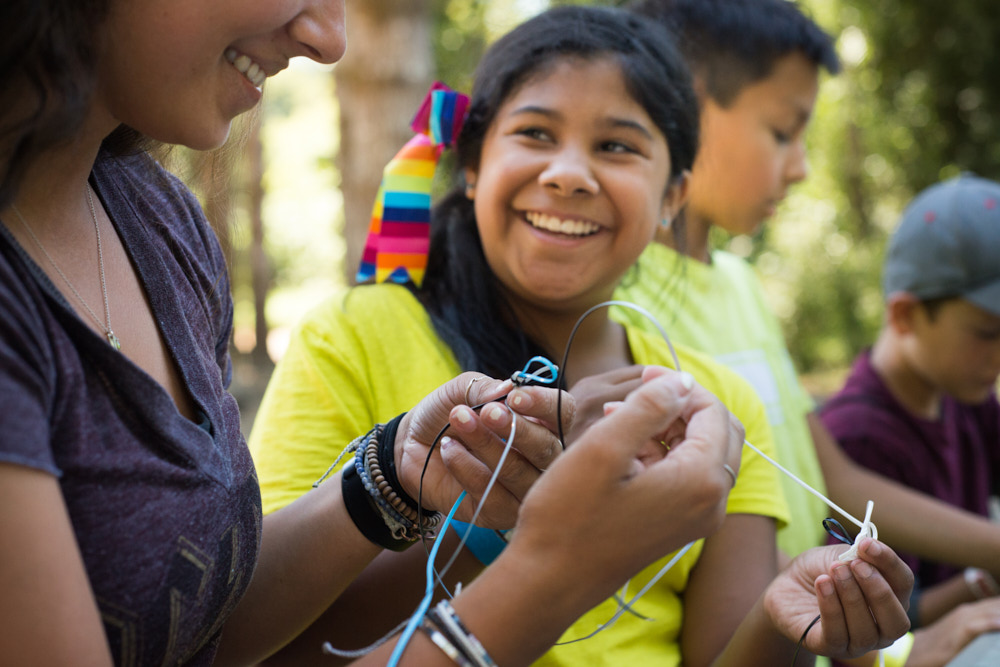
[768,0,1000,378]
[199,0,998,383]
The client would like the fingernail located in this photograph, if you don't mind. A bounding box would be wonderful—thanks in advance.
[833,563,851,582]
[455,407,473,424]
[487,405,506,422]
[865,539,882,557]
[853,560,874,578]
[509,390,531,409]
[604,400,624,415]
[679,371,694,392]
[818,578,835,597]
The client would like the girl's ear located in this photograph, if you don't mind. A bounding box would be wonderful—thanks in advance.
[659,170,691,224]
[464,167,478,199]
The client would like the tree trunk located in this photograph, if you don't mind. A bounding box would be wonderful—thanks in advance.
[335,0,434,285]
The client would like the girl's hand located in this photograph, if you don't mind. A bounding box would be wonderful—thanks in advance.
[764,538,914,658]
[395,372,574,528]
[567,364,645,445]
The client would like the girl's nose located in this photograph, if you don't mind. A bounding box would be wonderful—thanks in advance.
[539,147,599,196]
[287,0,348,65]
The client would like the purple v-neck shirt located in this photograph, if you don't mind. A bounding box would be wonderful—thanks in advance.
[0,150,261,665]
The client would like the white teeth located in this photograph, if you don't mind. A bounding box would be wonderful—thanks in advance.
[525,211,601,237]
[225,48,267,88]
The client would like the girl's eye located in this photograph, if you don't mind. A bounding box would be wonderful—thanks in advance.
[516,127,551,141]
[600,140,637,154]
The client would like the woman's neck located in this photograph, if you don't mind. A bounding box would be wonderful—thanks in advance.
[3,107,114,233]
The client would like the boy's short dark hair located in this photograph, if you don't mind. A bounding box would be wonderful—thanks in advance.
[630,0,840,107]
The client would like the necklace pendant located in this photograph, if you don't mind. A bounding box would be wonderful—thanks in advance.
[107,330,121,351]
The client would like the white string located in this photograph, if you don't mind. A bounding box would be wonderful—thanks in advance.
[741,438,873,535]
[436,410,519,582]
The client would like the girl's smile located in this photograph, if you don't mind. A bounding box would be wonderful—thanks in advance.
[468,56,682,315]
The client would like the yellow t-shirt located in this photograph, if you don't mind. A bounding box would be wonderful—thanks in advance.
[249,283,789,665]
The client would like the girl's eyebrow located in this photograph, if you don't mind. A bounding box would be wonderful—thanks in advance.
[507,105,655,140]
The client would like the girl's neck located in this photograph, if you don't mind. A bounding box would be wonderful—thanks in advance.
[508,298,631,387]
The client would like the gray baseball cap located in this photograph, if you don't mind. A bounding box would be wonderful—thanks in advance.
[883,173,1000,316]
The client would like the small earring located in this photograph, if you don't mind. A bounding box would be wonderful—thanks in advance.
[659,217,671,230]
[465,182,476,199]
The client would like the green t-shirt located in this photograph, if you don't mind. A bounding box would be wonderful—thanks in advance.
[615,242,828,557]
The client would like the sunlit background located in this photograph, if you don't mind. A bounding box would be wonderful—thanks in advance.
[167,0,1000,431]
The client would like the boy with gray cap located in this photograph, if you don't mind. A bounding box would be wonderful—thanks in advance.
[820,173,1000,630]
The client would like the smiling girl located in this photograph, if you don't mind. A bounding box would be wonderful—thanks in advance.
[250,6,911,666]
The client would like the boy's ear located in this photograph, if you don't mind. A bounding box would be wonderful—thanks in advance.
[885,292,922,334]
[660,170,691,222]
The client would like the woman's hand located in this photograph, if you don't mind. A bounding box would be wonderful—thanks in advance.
[507,365,744,603]
[764,538,914,658]
[395,372,574,528]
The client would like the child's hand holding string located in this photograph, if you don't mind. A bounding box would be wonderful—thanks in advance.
[762,538,913,660]
[395,372,574,530]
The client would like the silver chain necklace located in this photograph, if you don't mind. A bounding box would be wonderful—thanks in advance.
[12,186,121,350]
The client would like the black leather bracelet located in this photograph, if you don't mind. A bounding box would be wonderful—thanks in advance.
[341,456,415,552]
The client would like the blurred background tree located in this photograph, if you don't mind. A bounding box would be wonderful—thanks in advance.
[172,0,1000,427]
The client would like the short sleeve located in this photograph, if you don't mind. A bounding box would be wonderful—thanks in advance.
[0,247,58,475]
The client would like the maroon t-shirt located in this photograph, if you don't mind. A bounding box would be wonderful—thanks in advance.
[0,150,261,665]
[819,350,999,589]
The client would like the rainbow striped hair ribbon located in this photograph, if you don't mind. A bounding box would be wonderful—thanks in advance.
[356,82,470,286]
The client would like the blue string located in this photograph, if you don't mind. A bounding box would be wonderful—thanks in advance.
[513,355,559,386]
[387,490,467,667]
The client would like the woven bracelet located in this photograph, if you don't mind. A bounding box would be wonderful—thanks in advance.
[425,600,497,667]
[342,451,415,552]
[341,417,442,551]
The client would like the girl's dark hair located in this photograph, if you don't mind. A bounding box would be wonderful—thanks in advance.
[0,0,151,208]
[414,5,699,378]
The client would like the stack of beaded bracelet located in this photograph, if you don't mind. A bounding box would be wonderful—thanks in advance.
[355,423,443,542]
[421,600,497,667]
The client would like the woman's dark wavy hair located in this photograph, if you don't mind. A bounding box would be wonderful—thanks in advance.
[0,0,150,208]
[413,5,699,379]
